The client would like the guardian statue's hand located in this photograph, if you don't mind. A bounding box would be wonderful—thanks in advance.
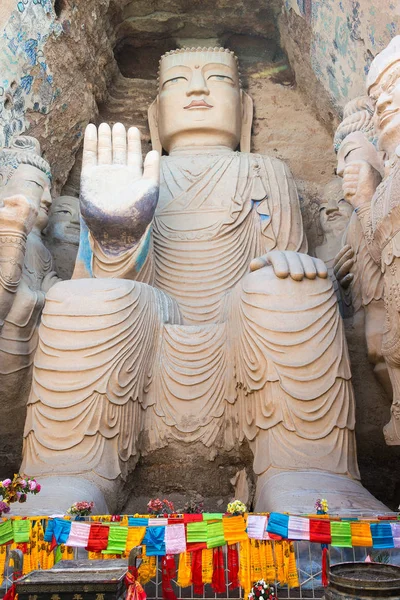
[333,244,354,289]
[80,122,160,253]
[342,159,381,209]
[250,250,328,281]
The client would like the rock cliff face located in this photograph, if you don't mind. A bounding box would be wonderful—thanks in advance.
[0,0,399,509]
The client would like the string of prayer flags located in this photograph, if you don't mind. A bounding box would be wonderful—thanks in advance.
[187,520,208,543]
[309,519,331,544]
[246,515,268,540]
[288,516,310,541]
[85,523,109,552]
[102,524,128,554]
[65,521,91,548]
[12,519,31,543]
[222,515,248,544]
[330,521,352,547]
[267,513,289,538]
[370,522,395,549]
[206,520,225,549]
[350,522,373,547]
[165,523,186,555]
[142,526,166,556]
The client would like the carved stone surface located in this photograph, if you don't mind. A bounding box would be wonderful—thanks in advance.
[313,177,352,315]
[339,36,400,446]
[19,49,387,515]
[0,137,59,475]
[44,195,80,280]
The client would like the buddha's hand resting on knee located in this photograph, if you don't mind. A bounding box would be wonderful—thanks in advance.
[250,250,328,281]
[80,122,160,254]
[333,244,354,289]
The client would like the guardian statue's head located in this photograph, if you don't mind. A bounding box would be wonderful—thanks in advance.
[368,36,400,156]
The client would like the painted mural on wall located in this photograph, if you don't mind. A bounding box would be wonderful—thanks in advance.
[283,0,400,111]
[0,0,62,147]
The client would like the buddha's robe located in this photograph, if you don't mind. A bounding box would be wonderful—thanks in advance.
[22,152,359,483]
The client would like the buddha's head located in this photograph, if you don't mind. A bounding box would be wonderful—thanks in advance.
[318,177,353,237]
[149,47,253,154]
[45,195,80,246]
[0,136,52,233]
[367,36,400,157]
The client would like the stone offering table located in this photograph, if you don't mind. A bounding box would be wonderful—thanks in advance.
[15,560,127,600]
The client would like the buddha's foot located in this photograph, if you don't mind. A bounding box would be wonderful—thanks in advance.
[9,476,109,516]
[255,469,389,515]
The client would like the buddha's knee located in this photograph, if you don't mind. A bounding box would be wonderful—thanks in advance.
[45,278,149,316]
[241,265,334,300]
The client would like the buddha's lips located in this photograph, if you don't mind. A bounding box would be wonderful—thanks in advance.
[184,100,213,109]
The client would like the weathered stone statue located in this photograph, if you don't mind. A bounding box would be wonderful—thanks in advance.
[334,99,391,398]
[0,137,58,473]
[44,195,80,280]
[20,48,387,514]
[313,177,353,314]
[340,36,400,445]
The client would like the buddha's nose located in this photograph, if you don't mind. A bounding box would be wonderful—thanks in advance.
[186,70,210,96]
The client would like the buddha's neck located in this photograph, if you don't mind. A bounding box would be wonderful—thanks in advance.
[169,145,235,156]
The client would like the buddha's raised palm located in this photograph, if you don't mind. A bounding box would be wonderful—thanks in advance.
[80,122,160,253]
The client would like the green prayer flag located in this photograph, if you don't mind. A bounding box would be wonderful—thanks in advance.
[102,525,128,554]
[12,520,31,543]
[331,521,352,547]
[0,520,13,545]
[206,520,226,549]
[203,513,224,521]
[54,545,63,564]
[186,521,208,542]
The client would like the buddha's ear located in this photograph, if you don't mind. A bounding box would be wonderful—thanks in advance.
[240,90,253,153]
[148,98,162,155]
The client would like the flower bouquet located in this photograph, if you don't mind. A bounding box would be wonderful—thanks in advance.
[67,501,94,517]
[226,499,247,516]
[147,498,175,516]
[182,498,204,514]
[0,473,41,516]
[248,579,276,600]
[314,498,329,515]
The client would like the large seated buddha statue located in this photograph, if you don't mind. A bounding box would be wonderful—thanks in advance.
[20,48,387,514]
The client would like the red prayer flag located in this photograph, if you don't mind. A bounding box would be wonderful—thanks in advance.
[85,523,110,552]
[309,519,331,544]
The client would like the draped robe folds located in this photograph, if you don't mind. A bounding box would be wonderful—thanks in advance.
[22,152,359,482]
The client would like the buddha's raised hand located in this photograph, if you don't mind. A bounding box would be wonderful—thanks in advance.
[250,250,328,281]
[80,122,160,253]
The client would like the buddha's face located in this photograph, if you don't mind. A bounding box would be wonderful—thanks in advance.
[46,195,80,245]
[157,51,242,152]
[370,61,400,155]
[1,163,52,232]
[319,178,352,236]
